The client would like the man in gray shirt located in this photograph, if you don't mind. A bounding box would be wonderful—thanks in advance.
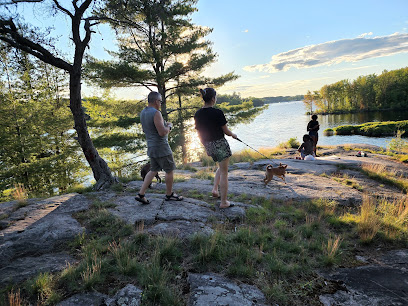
[135,91,183,204]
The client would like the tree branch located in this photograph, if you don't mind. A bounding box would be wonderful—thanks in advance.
[52,0,73,18]
[166,106,199,115]
[83,18,94,46]
[1,0,43,3]
[0,19,72,71]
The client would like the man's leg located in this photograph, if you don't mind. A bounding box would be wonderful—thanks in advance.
[165,170,174,196]
[139,170,159,196]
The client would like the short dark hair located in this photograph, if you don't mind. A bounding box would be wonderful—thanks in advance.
[148,91,161,104]
[311,114,318,120]
[303,134,311,142]
[200,87,216,103]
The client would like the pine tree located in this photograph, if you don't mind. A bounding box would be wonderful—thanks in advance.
[86,0,238,120]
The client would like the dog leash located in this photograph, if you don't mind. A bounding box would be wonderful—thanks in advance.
[235,137,271,160]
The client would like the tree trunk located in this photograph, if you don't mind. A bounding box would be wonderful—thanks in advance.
[178,93,187,164]
[69,67,116,190]
[159,84,167,120]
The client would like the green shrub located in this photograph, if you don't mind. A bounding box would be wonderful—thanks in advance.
[279,137,300,149]
[334,125,355,135]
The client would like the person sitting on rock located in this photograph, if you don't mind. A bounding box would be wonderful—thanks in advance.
[298,134,314,160]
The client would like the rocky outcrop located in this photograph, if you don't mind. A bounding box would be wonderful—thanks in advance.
[0,193,90,286]
[1,147,407,304]
[187,273,268,306]
[107,193,246,238]
[57,292,109,306]
[319,249,408,306]
[105,284,143,306]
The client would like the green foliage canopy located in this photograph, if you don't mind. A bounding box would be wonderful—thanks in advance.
[85,0,238,120]
[0,46,84,200]
[310,67,408,114]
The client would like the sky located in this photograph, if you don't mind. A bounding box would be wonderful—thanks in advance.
[190,0,408,98]
[5,0,408,99]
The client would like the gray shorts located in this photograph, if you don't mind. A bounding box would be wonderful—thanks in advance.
[150,154,176,173]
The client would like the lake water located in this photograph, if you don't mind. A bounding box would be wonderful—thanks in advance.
[214,101,408,153]
[84,101,408,183]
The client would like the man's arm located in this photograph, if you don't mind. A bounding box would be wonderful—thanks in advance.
[154,111,171,136]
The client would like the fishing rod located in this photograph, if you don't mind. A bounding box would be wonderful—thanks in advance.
[235,137,270,160]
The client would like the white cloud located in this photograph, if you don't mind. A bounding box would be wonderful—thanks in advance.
[242,29,249,33]
[244,33,408,73]
[357,32,373,38]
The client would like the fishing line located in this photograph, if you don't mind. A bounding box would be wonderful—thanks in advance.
[235,137,276,163]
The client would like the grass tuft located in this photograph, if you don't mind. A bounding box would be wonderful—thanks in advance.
[322,235,342,266]
[8,289,22,306]
[278,137,300,149]
[81,253,103,289]
[13,183,28,206]
[361,163,408,193]
[192,169,215,181]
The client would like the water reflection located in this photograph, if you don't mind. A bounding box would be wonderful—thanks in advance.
[183,119,204,162]
[322,110,408,128]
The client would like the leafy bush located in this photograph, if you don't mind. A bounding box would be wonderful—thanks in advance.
[334,125,355,135]
[387,130,408,153]
[334,120,408,137]
[279,137,300,149]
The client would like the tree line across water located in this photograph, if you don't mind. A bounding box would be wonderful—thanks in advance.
[304,67,408,114]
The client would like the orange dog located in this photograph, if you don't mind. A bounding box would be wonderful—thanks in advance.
[263,163,287,185]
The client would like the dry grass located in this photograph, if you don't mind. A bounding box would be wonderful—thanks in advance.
[341,195,408,242]
[135,220,145,232]
[8,289,21,306]
[198,146,285,166]
[13,183,27,205]
[362,163,393,176]
[325,235,342,259]
[81,253,102,285]
[305,215,315,224]
[230,147,285,163]
[361,163,408,193]
[192,169,215,180]
[358,196,381,242]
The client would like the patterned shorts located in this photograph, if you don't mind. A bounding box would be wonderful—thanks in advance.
[203,138,232,162]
